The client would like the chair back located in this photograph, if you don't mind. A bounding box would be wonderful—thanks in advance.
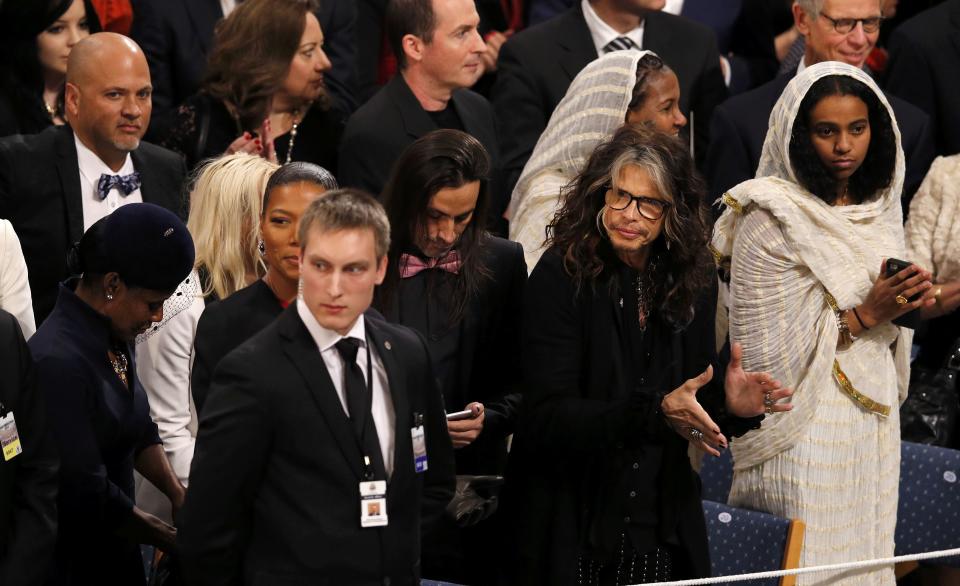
[896,441,960,567]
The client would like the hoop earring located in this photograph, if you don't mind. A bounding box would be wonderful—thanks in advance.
[258,238,265,256]
[596,208,609,239]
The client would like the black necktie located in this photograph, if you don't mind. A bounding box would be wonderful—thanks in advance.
[334,338,387,480]
[604,36,638,53]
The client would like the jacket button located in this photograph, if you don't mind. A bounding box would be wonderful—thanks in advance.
[632,462,640,470]
[630,491,637,498]
[624,515,631,523]
[383,579,391,586]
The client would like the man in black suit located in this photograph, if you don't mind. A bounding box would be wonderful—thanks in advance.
[338,0,505,230]
[130,0,359,140]
[0,309,58,586]
[704,0,935,204]
[884,0,960,157]
[377,129,525,584]
[178,190,456,586]
[491,0,728,194]
[0,33,185,324]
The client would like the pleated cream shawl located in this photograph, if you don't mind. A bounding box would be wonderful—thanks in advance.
[905,155,960,282]
[711,62,913,469]
[506,50,654,272]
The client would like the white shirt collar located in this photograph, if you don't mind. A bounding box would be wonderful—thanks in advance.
[296,298,367,354]
[74,132,135,182]
[662,0,684,15]
[581,0,645,57]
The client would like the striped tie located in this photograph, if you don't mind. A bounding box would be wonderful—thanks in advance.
[603,36,637,53]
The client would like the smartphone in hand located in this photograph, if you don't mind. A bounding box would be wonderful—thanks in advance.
[885,257,921,329]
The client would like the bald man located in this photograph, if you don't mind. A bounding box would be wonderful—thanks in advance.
[0,33,186,324]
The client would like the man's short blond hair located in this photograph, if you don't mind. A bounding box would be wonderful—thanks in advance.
[297,189,391,258]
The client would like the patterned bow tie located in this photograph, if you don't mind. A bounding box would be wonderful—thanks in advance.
[96,172,141,200]
[399,250,462,278]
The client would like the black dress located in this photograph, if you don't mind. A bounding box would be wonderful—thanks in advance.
[503,249,761,585]
[162,93,344,172]
[29,284,161,586]
[190,279,285,414]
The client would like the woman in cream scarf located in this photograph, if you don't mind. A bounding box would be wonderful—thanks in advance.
[712,62,933,585]
[506,49,687,272]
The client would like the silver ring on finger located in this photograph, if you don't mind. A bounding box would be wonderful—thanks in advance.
[763,392,774,407]
[688,427,704,442]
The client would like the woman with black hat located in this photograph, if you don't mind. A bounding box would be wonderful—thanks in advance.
[29,203,195,585]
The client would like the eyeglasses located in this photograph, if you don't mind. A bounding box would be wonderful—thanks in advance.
[818,12,883,34]
[604,188,671,221]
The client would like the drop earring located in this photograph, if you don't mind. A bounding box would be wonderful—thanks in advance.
[258,239,265,256]
[106,292,114,301]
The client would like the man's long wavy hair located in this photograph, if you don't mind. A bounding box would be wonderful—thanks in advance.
[202,0,322,133]
[546,124,713,327]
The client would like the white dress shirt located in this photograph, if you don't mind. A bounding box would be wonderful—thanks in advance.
[0,220,36,339]
[74,133,143,231]
[297,299,396,478]
[663,0,684,15]
[220,0,238,16]
[581,0,645,57]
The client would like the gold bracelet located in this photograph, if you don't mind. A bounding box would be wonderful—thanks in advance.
[836,309,854,348]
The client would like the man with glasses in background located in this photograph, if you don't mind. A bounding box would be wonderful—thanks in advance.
[703,0,934,207]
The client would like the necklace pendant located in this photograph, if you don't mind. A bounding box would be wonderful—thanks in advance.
[619,297,623,308]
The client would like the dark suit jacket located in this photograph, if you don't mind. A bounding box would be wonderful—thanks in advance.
[681,0,778,94]
[0,310,58,586]
[504,250,759,584]
[884,0,960,157]
[191,280,283,414]
[338,74,505,223]
[704,72,936,206]
[491,4,727,194]
[381,235,526,475]
[131,0,359,141]
[178,306,456,586]
[0,126,186,324]
[130,0,222,142]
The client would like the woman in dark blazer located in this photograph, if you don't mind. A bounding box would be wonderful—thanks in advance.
[29,204,193,585]
[190,162,337,413]
[503,125,791,585]
[162,0,344,171]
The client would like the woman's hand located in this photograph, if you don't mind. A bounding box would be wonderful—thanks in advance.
[224,131,262,156]
[661,366,727,456]
[920,280,960,320]
[857,260,934,328]
[724,342,793,418]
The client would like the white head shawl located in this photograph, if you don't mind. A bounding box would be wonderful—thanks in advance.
[507,50,656,270]
[712,62,911,469]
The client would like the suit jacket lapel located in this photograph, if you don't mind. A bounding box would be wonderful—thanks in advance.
[277,309,366,480]
[388,75,436,141]
[131,149,159,206]
[558,5,599,82]
[55,127,84,245]
[365,318,411,490]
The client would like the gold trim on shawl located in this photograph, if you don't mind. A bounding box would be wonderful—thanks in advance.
[708,244,731,270]
[823,290,892,417]
[832,361,891,417]
[722,192,744,213]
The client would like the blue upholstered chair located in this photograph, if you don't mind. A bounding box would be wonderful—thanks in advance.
[702,500,805,586]
[895,441,960,570]
[699,447,735,503]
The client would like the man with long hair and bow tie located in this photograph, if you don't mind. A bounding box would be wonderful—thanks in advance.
[376,128,527,585]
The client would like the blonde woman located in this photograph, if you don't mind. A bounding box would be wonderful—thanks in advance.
[135,153,278,522]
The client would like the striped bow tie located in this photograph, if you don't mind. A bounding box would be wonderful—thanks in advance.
[604,36,638,53]
[96,172,141,200]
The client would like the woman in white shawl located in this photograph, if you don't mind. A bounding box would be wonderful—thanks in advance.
[507,49,687,271]
[712,62,934,584]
